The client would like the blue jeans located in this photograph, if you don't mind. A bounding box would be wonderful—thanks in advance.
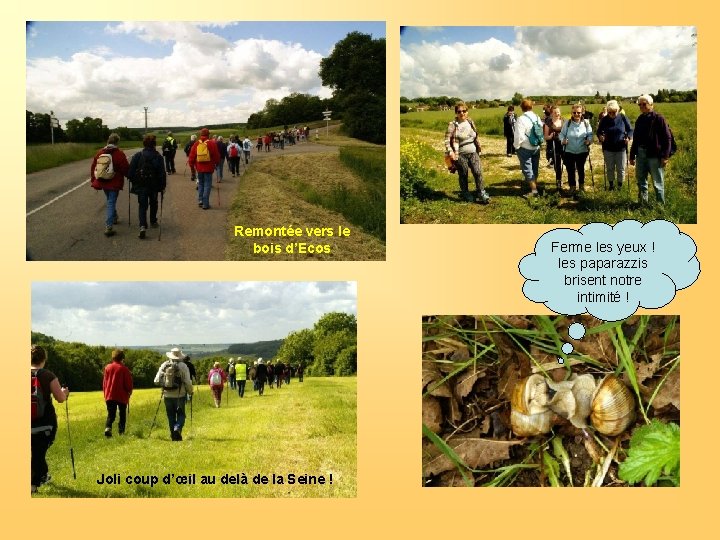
[215,158,225,180]
[516,146,540,182]
[104,189,119,227]
[635,147,665,204]
[164,396,186,434]
[198,172,213,208]
[603,149,627,187]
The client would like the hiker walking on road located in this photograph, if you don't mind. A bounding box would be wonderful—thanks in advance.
[215,136,227,182]
[102,349,133,437]
[184,135,197,182]
[162,131,178,174]
[208,362,227,408]
[242,136,252,164]
[90,133,130,237]
[188,128,220,210]
[31,345,69,493]
[128,134,167,239]
[227,137,242,177]
[154,347,193,441]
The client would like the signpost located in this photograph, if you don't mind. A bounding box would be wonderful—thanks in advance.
[322,110,332,138]
[50,110,59,145]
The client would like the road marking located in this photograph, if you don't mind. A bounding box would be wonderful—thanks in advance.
[26,179,90,217]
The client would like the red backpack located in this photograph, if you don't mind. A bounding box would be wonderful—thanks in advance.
[229,144,239,158]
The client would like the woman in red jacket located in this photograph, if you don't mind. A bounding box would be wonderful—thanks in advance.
[102,349,133,437]
[90,133,130,237]
[188,128,220,210]
[208,362,227,407]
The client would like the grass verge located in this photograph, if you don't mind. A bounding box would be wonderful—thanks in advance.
[35,377,356,498]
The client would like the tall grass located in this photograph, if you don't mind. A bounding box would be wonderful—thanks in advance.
[400,102,697,224]
[292,146,386,240]
[34,377,356,498]
[26,143,112,173]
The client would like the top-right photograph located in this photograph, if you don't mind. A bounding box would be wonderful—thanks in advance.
[400,26,697,224]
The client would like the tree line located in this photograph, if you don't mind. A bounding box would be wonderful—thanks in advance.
[30,311,357,391]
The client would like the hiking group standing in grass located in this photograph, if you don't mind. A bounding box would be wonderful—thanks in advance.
[443,94,675,206]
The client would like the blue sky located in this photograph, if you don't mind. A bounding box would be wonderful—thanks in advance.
[26,21,385,128]
[400,26,697,100]
[32,281,357,346]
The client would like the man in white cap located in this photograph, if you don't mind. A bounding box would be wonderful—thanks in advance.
[153,347,193,441]
[227,358,236,390]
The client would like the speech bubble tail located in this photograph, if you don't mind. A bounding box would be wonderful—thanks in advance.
[557,357,564,364]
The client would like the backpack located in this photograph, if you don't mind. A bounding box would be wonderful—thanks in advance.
[196,139,211,162]
[162,361,182,390]
[162,139,174,154]
[229,364,236,375]
[229,144,239,158]
[243,140,252,151]
[525,113,544,146]
[31,369,47,421]
[210,370,222,386]
[94,151,115,180]
[134,154,159,189]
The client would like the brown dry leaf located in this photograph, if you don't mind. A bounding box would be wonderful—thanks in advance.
[423,436,523,477]
[422,360,452,397]
[479,416,491,435]
[423,395,444,434]
[439,470,472,487]
[573,331,615,365]
[455,367,485,399]
[497,363,520,402]
[651,369,680,410]
[636,354,664,383]
[449,395,463,424]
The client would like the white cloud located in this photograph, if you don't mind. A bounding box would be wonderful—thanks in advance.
[400,26,696,99]
[27,24,329,127]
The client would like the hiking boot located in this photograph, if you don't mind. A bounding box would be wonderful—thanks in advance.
[113,214,119,224]
[198,202,203,207]
[150,222,159,228]
[39,473,52,485]
[31,485,38,494]
[104,226,115,237]
[477,190,491,204]
[105,427,112,438]
[522,191,539,199]
[138,227,146,239]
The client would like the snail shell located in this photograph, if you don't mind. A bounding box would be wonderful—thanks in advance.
[510,374,552,436]
[589,375,635,436]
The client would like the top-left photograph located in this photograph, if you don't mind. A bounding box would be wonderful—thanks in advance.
[26,21,386,261]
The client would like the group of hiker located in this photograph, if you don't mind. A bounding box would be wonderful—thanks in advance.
[89,127,261,239]
[31,344,305,494]
[447,94,675,205]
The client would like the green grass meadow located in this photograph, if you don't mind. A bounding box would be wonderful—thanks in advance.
[34,377,356,498]
[401,102,697,224]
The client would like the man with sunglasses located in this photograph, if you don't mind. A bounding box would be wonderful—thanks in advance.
[629,94,672,205]
[444,101,491,204]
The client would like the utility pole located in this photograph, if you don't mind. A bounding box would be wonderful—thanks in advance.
[144,107,148,134]
[49,110,59,145]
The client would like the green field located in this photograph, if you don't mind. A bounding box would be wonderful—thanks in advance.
[401,102,697,224]
[33,377,356,497]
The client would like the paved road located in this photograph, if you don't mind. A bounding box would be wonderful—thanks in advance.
[26,141,338,261]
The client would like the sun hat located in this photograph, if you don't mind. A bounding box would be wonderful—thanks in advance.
[166,347,184,360]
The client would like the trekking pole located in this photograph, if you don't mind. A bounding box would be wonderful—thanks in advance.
[128,189,131,228]
[587,145,594,188]
[603,159,607,191]
[158,190,164,242]
[64,399,76,479]
[149,389,164,437]
[216,173,221,207]
[189,391,193,438]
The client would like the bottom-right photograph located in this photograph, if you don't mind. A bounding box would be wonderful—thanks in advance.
[422,315,680,487]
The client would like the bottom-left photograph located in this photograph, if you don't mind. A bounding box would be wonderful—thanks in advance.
[30,281,357,498]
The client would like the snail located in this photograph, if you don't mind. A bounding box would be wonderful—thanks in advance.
[510,373,635,437]
[510,374,553,437]
[588,375,636,436]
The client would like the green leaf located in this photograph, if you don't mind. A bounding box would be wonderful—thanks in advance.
[618,421,680,486]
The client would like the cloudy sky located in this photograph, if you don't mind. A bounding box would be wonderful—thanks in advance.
[32,282,357,346]
[400,26,697,100]
[26,21,385,128]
